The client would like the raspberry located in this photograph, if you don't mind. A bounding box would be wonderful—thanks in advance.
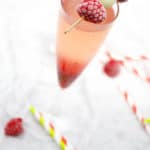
[103,59,122,77]
[4,118,24,136]
[58,57,84,88]
[77,0,107,24]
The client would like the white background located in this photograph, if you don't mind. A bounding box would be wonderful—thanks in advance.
[0,0,150,149]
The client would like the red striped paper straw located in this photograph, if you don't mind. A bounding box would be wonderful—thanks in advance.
[105,50,150,84]
[105,50,150,62]
[117,87,150,135]
[103,50,150,135]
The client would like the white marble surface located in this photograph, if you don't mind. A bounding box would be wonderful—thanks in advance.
[0,0,150,149]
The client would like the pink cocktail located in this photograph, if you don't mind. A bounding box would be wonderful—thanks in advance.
[56,0,119,88]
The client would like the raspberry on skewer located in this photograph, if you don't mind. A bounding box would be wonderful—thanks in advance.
[77,0,107,24]
[64,0,107,34]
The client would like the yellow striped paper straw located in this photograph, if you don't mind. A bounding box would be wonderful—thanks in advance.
[29,105,75,150]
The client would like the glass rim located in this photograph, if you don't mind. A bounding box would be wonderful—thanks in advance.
[111,1,120,23]
[60,0,120,31]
